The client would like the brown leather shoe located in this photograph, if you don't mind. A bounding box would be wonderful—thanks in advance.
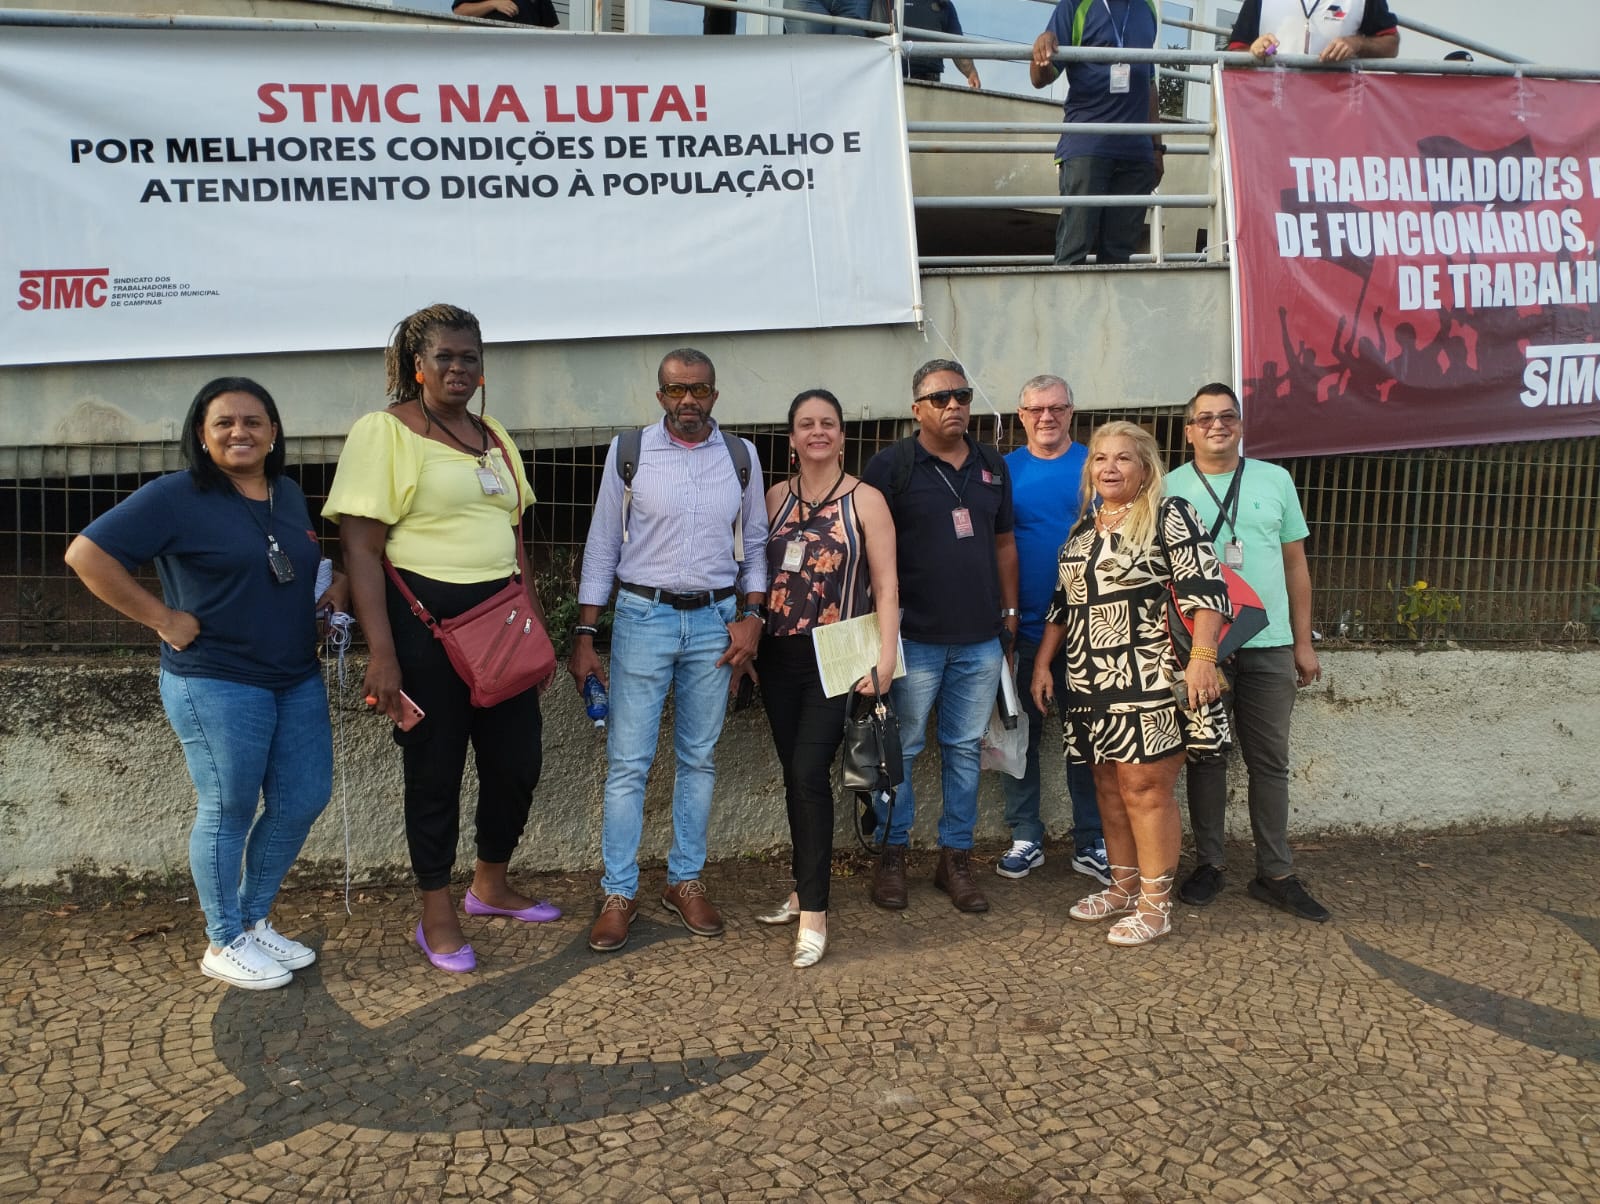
[661,880,724,937]
[870,845,909,910]
[588,894,637,952]
[934,847,990,913]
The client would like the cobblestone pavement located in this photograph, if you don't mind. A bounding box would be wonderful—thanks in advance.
[2,830,1597,1203]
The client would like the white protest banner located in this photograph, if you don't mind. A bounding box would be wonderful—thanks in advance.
[0,28,919,366]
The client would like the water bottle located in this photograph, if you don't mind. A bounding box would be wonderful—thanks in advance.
[582,674,609,729]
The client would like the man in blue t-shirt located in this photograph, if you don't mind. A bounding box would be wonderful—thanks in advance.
[996,374,1107,884]
[1030,0,1163,265]
[1165,383,1330,923]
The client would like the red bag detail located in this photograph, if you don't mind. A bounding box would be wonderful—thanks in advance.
[432,577,557,708]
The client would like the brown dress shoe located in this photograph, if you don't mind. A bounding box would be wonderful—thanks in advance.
[588,894,637,952]
[870,845,909,910]
[661,880,724,936]
[934,847,990,913]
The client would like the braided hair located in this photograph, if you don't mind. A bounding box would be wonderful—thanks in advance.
[384,303,486,421]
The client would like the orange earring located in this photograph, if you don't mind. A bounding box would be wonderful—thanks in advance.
[414,371,424,383]
[479,375,486,386]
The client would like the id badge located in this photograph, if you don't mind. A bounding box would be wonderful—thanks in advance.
[1223,540,1244,569]
[476,463,505,495]
[951,507,974,539]
[1109,62,1131,94]
[781,539,807,572]
[266,536,295,584]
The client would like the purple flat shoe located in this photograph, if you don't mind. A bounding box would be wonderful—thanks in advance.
[415,922,476,974]
[464,889,562,924]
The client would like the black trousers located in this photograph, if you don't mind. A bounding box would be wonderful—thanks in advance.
[386,569,543,892]
[756,633,847,912]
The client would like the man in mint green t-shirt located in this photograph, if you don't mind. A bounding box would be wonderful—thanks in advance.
[1165,383,1329,923]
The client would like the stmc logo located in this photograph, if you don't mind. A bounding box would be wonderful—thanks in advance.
[17,268,110,311]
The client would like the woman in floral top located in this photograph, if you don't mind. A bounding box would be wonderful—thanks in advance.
[748,389,899,968]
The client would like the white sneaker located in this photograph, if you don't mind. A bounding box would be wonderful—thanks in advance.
[201,934,292,990]
[249,919,317,970]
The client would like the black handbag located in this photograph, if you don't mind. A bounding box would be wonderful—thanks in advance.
[842,668,904,849]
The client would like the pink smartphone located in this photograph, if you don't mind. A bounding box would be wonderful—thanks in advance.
[367,691,425,730]
[395,690,426,731]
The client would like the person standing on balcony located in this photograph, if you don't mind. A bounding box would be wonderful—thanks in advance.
[994,374,1107,886]
[1030,0,1163,266]
[1166,383,1331,923]
[859,359,1018,915]
[1228,0,1399,62]
[568,349,769,953]
[901,0,982,89]
[783,0,871,36]
[451,0,558,27]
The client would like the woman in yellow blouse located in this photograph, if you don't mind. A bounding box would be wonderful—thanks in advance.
[324,303,559,974]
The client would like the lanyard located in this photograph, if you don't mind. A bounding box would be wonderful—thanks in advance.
[234,483,277,540]
[789,469,846,527]
[1101,0,1135,49]
[930,458,972,505]
[1195,459,1246,542]
[1297,0,1325,52]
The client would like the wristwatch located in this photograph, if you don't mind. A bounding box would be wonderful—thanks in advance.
[741,605,769,621]
[1000,608,1020,619]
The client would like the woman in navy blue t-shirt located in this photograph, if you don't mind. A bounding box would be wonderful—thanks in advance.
[66,377,344,991]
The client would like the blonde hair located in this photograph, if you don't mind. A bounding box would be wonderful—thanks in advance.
[1080,420,1167,556]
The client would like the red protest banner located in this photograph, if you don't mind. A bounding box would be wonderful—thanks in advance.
[1219,71,1600,457]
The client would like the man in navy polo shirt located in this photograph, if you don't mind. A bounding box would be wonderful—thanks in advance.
[861,359,1018,914]
[1030,0,1163,265]
[902,0,982,88]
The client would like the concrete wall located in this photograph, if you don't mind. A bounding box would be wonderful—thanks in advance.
[1,267,1230,453]
[4,649,1595,889]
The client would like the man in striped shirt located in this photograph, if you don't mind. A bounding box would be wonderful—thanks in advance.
[569,348,770,953]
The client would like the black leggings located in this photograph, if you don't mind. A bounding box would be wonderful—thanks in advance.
[756,633,847,912]
[386,569,543,892]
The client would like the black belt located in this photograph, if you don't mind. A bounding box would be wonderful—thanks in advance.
[618,582,737,611]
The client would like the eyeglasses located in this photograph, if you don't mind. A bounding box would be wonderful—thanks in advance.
[914,387,974,409]
[1019,405,1070,418]
[659,382,715,401]
[1189,412,1240,428]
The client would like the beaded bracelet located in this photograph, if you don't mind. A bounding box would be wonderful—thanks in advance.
[1188,646,1218,663]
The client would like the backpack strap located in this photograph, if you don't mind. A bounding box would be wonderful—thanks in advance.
[617,427,644,546]
[889,434,1004,499]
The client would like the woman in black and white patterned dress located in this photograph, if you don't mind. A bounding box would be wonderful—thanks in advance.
[1030,422,1230,947]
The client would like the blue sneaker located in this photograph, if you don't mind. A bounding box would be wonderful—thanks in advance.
[1071,841,1112,886]
[996,840,1044,879]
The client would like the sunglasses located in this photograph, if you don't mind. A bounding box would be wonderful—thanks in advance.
[1189,412,1240,428]
[914,387,974,409]
[659,382,715,401]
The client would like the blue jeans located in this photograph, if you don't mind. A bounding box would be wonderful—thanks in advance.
[783,0,871,35]
[876,637,1003,849]
[600,590,737,898]
[159,670,333,948]
[1001,636,1102,850]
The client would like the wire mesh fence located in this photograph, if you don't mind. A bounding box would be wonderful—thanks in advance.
[4,418,1596,653]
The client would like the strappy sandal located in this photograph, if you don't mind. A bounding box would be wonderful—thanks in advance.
[1107,873,1175,947]
[1068,865,1140,922]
